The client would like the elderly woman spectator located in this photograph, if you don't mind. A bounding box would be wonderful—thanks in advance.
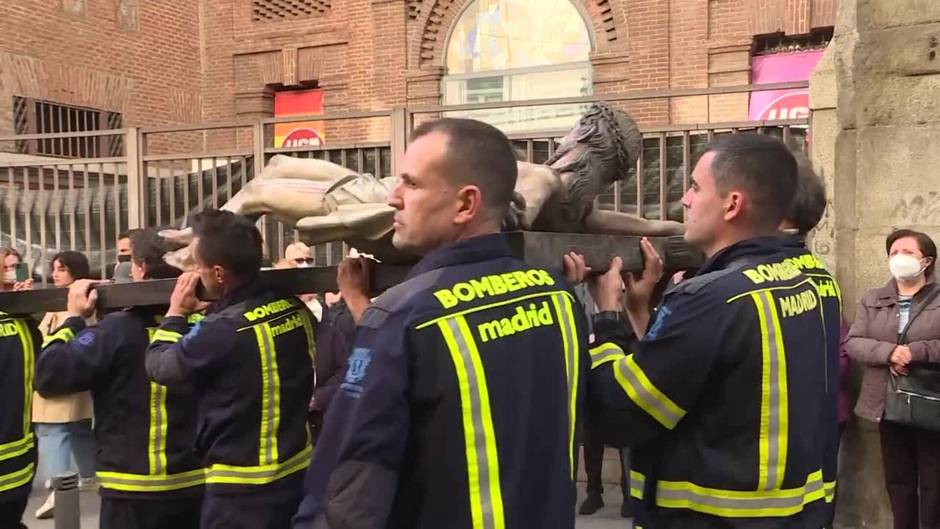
[846,229,940,529]
[32,251,97,520]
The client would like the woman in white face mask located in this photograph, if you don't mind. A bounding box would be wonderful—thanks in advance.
[846,229,940,529]
[0,247,32,292]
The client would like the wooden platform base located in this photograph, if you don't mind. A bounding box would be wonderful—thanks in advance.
[0,233,701,313]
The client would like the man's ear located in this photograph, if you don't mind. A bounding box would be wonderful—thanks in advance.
[454,184,485,225]
[722,191,745,222]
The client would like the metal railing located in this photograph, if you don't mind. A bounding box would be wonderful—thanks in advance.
[0,82,809,281]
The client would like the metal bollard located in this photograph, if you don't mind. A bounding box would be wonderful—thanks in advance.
[51,472,81,529]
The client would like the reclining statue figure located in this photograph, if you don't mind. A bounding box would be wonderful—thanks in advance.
[161,102,684,267]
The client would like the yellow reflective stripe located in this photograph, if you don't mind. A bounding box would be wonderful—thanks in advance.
[299,308,317,364]
[438,316,505,529]
[551,293,580,480]
[97,467,205,493]
[0,434,34,463]
[41,326,74,348]
[751,291,789,491]
[150,329,183,344]
[589,342,626,369]
[187,313,205,324]
[254,323,280,466]
[824,481,836,503]
[17,321,36,438]
[0,462,34,493]
[612,355,686,429]
[148,382,169,475]
[205,443,311,485]
[654,469,826,518]
[630,470,645,500]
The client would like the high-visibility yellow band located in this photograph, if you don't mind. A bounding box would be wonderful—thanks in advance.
[751,291,789,492]
[17,320,35,439]
[612,355,686,429]
[551,293,580,481]
[589,342,626,369]
[438,316,506,529]
[41,326,74,348]
[0,434,34,463]
[631,469,828,518]
[0,462,34,493]
[824,481,836,503]
[254,323,280,466]
[205,443,311,485]
[150,329,183,344]
[148,383,169,475]
[97,467,205,493]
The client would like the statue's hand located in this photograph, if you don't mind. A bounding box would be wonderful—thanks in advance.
[501,192,528,231]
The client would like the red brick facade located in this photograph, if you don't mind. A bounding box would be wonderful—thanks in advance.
[0,0,837,145]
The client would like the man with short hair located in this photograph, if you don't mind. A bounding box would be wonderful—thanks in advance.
[113,231,135,281]
[778,152,843,526]
[146,210,315,529]
[35,227,204,529]
[293,118,588,529]
[584,134,833,528]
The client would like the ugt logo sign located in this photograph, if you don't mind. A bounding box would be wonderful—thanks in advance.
[757,91,810,120]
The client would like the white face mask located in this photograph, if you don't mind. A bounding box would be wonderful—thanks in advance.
[3,270,16,283]
[889,254,926,280]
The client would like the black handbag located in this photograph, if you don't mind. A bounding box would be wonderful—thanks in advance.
[883,286,940,432]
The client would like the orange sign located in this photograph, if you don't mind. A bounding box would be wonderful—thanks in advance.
[274,89,325,148]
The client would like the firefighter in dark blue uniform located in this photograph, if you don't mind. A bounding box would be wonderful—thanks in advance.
[582,134,836,529]
[778,153,843,527]
[293,118,588,529]
[0,307,40,529]
[146,209,315,529]
[35,227,204,529]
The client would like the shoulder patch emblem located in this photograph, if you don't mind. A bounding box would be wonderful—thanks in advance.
[645,305,672,341]
[340,347,373,398]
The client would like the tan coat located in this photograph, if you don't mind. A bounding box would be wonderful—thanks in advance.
[846,278,940,423]
[32,310,94,424]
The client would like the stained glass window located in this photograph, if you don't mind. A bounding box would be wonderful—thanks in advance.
[443,0,593,133]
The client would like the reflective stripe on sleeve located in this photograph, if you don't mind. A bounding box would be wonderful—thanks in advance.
[589,342,626,369]
[612,355,686,429]
[150,329,183,344]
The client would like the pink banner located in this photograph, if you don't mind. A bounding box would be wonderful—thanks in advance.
[748,50,823,121]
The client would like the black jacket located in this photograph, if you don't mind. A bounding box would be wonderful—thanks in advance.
[0,311,40,500]
[589,237,835,529]
[294,233,589,529]
[35,307,204,499]
[147,282,315,494]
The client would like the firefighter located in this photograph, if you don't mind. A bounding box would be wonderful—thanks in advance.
[292,118,589,529]
[0,308,41,529]
[146,209,314,529]
[778,152,843,526]
[34,227,204,529]
[582,134,834,528]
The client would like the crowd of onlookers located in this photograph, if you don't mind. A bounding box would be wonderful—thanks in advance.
[0,237,357,521]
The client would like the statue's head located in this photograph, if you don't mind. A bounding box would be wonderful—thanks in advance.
[546,102,642,187]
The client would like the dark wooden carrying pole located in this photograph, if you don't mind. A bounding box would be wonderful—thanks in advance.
[0,234,700,313]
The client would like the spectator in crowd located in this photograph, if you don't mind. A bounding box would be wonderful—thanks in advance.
[846,229,940,529]
[579,430,631,518]
[1,247,32,291]
[33,251,97,520]
[112,231,135,282]
[276,242,323,321]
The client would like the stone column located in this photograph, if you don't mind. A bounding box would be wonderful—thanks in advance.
[810,0,940,527]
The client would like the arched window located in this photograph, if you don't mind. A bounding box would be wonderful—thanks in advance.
[442,0,593,133]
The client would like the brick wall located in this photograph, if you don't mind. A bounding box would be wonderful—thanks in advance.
[1,0,839,152]
[0,0,202,143]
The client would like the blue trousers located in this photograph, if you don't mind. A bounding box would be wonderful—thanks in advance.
[34,419,96,484]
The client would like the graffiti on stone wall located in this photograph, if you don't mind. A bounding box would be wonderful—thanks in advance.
[890,192,940,224]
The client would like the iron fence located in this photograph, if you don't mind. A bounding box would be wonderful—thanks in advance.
[0,82,809,284]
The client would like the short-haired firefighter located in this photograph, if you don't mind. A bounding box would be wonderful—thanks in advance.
[35,227,204,529]
[146,210,315,529]
[577,134,836,529]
